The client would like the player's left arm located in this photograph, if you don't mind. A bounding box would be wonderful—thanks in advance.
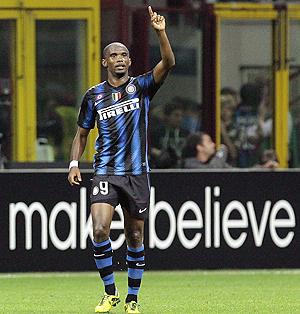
[148,6,175,84]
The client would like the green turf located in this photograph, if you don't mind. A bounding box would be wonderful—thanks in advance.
[0,270,300,313]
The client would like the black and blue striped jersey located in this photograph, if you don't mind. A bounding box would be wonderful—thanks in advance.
[77,71,161,175]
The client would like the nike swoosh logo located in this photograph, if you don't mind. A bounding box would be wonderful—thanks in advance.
[94,253,105,257]
[139,207,147,213]
[136,263,145,267]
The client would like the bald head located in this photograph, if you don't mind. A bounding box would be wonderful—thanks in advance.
[102,42,129,58]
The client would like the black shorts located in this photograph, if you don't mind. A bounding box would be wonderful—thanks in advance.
[90,173,150,219]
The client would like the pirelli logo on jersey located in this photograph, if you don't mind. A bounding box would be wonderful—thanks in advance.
[97,98,140,121]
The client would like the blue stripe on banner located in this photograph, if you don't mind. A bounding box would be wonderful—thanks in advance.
[114,114,126,175]
[96,257,112,269]
[130,94,142,175]
[128,268,144,279]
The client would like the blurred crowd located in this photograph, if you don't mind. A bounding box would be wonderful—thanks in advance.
[0,74,296,170]
[148,80,289,170]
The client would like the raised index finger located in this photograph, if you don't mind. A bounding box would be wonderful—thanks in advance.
[148,6,153,17]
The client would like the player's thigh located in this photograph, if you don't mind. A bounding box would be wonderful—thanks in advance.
[91,202,115,230]
[120,174,150,220]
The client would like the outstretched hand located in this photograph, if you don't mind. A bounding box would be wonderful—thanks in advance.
[148,6,165,31]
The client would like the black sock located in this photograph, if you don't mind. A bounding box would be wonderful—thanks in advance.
[105,283,116,295]
[126,294,137,303]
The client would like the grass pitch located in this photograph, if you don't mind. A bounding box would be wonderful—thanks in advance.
[0,270,300,313]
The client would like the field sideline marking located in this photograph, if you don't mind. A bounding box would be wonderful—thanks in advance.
[1,270,300,279]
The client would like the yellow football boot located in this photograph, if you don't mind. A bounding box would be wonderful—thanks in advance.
[95,292,120,313]
[124,301,140,313]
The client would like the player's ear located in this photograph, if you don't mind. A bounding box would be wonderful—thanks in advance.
[128,57,132,67]
[102,58,107,67]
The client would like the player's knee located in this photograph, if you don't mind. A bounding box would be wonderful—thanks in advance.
[126,229,143,247]
[93,224,110,242]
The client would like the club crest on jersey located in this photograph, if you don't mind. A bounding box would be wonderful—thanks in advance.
[112,92,122,101]
[126,84,136,95]
[97,98,140,121]
[93,186,99,195]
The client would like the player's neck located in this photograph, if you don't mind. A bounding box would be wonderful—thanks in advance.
[107,73,129,88]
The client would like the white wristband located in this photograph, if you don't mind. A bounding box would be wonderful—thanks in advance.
[69,160,79,170]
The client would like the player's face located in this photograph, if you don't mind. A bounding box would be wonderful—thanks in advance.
[103,45,131,77]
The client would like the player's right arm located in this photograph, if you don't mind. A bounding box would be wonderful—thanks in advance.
[68,126,90,186]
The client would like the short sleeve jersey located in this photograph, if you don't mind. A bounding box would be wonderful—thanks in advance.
[77,71,161,175]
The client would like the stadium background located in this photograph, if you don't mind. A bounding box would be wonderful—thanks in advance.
[1,0,300,168]
[0,0,300,311]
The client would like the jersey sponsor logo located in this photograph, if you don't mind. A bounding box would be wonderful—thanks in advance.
[136,262,145,267]
[126,84,136,94]
[97,98,140,121]
[112,92,122,101]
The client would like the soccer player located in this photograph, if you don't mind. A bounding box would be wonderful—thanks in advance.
[68,6,175,314]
